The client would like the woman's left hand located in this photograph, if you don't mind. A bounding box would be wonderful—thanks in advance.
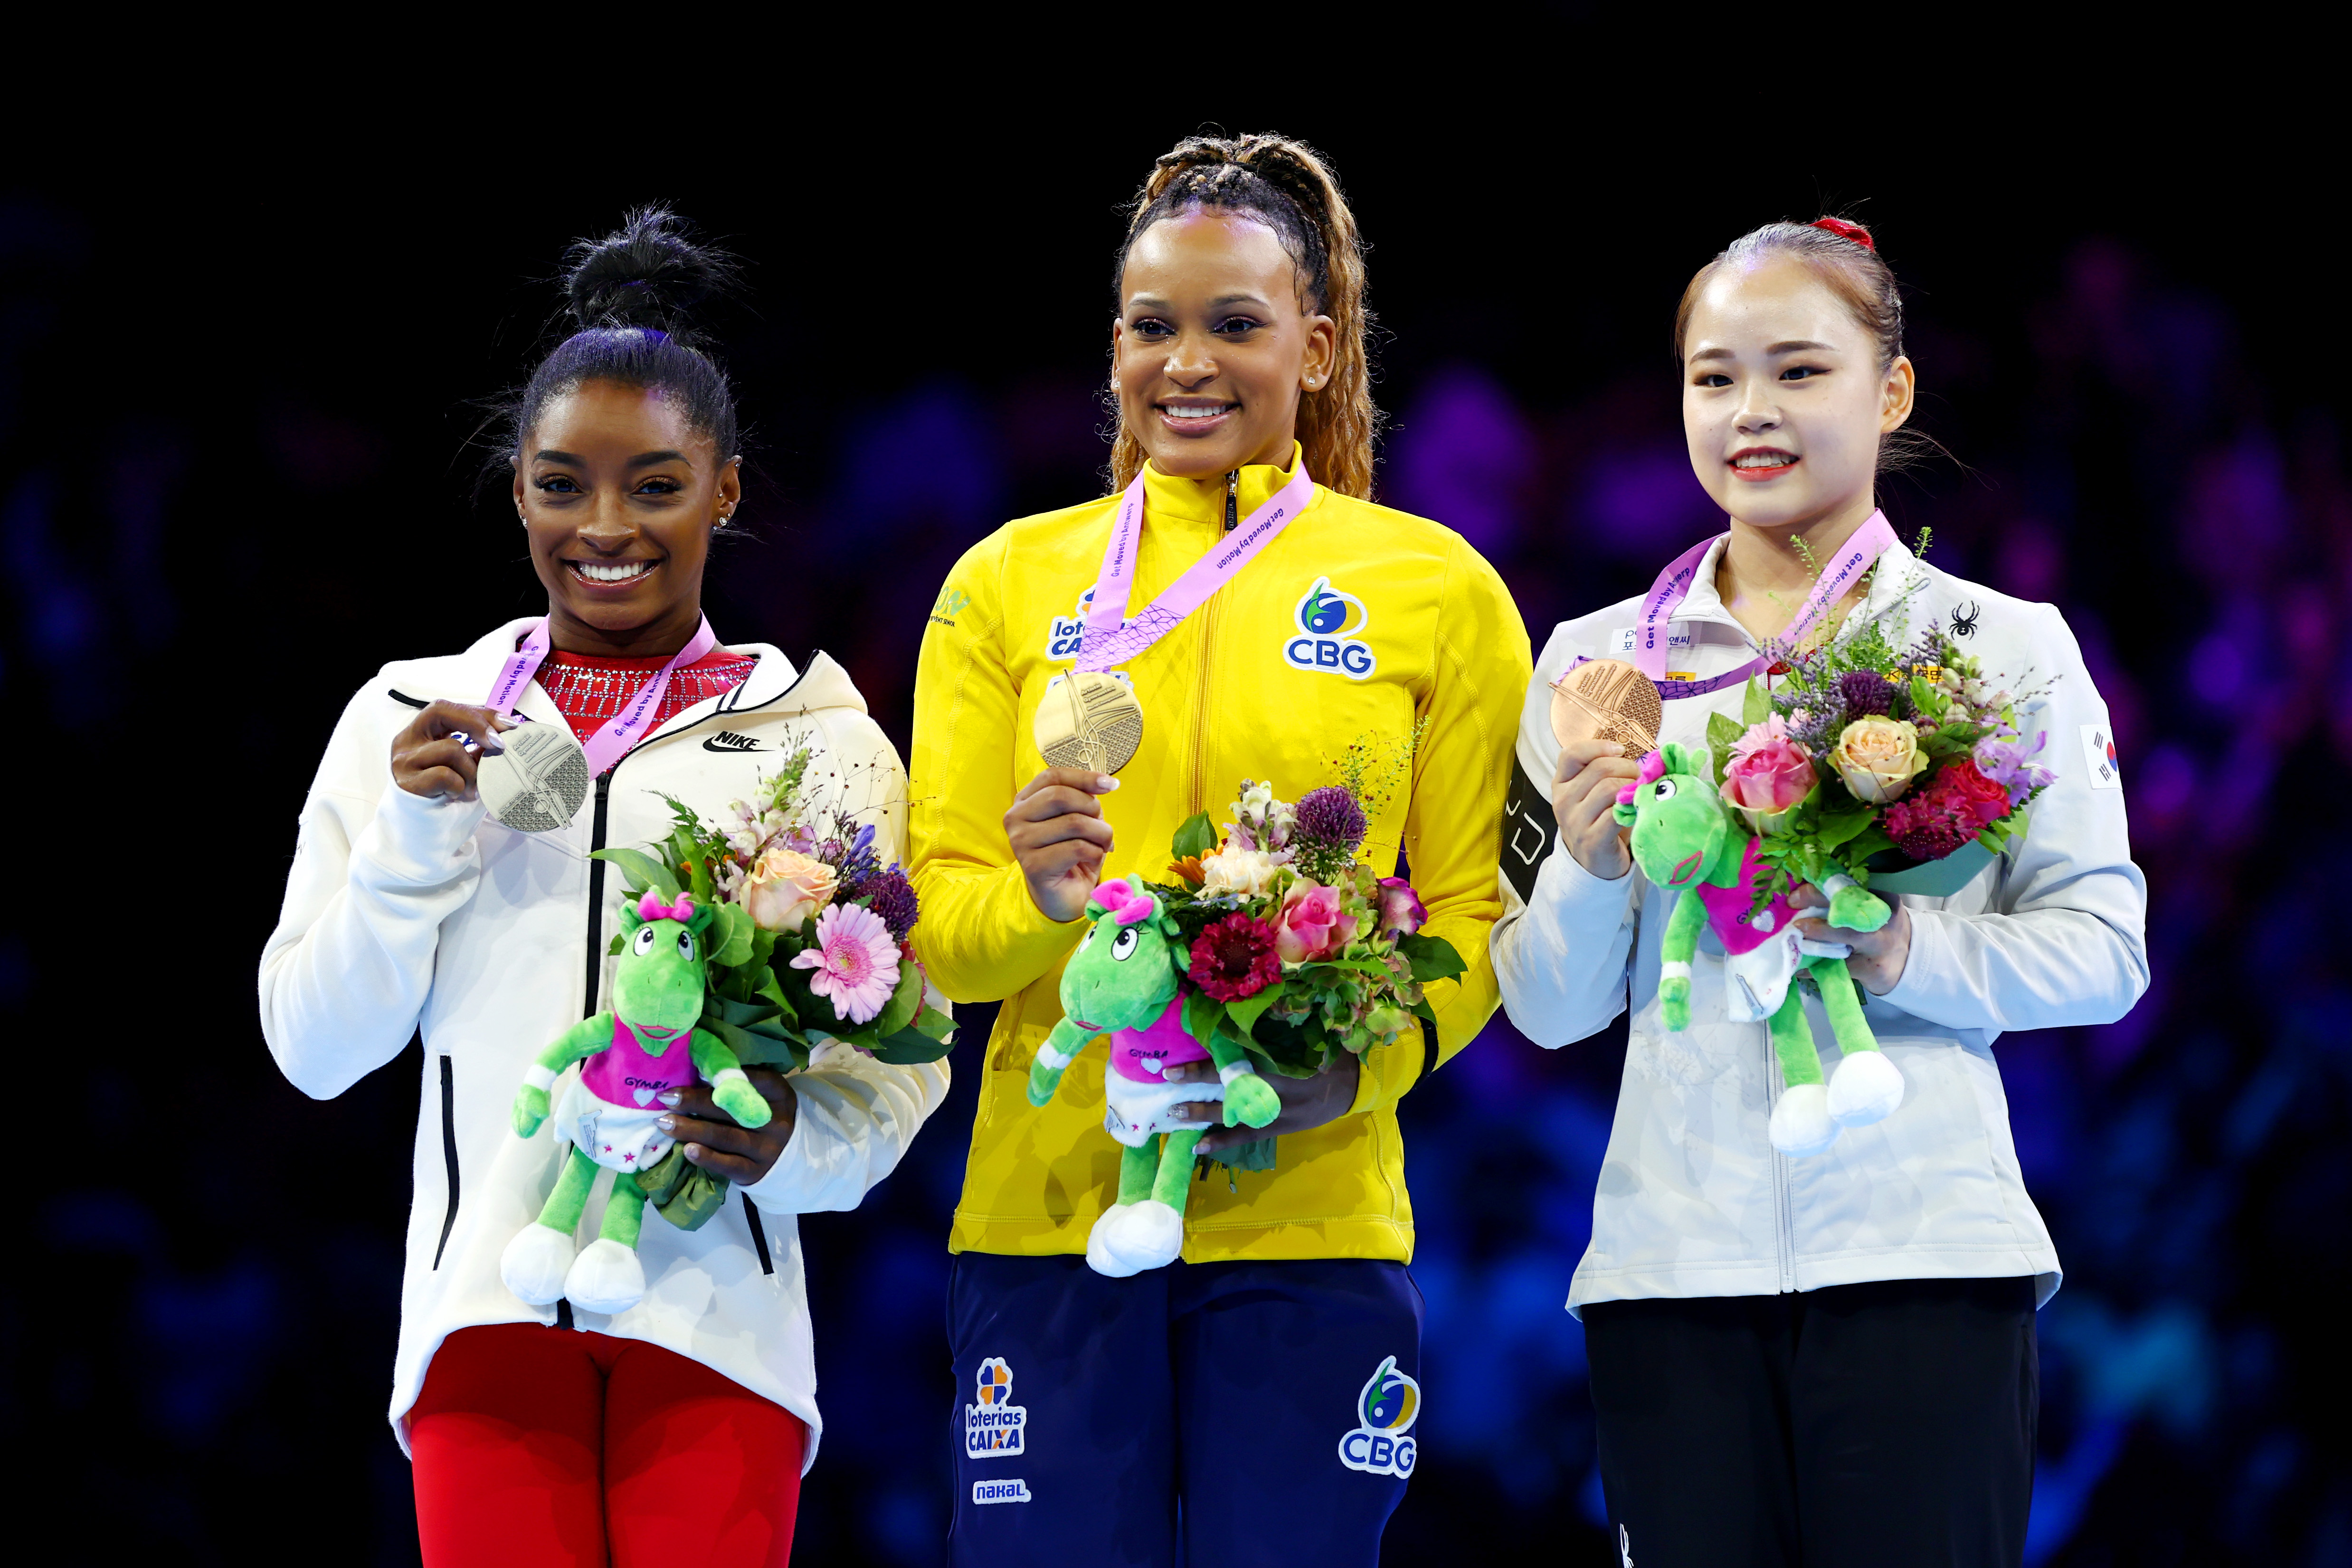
[1790,885,1913,995]
[657,1068,799,1184]
[1165,1055,1362,1155]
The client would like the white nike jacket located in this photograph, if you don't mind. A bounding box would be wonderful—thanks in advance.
[1491,539,2147,1313]
[259,618,950,1463]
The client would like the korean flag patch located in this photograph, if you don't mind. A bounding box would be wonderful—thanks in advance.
[2079,723,2121,790]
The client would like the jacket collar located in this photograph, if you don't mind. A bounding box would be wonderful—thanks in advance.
[452,617,830,736]
[1138,440,1312,528]
[1671,530,1923,645]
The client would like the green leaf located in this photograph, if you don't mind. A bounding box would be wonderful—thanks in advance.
[592,847,678,901]
[1812,809,1876,854]
[1706,711,1744,788]
[868,1005,958,1064]
[1396,932,1467,985]
[704,1016,809,1071]
[1225,988,1283,1043]
[1743,676,1771,727]
[1184,992,1227,1048]
[1172,811,1220,861]
[607,932,626,956]
[710,902,756,968]
[872,956,926,1039]
[1407,996,1438,1023]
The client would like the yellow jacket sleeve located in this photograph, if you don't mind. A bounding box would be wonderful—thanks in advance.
[1347,534,1533,1117]
[907,533,1082,1004]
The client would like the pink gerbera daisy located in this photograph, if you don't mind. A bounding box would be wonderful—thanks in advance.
[791,902,901,1024]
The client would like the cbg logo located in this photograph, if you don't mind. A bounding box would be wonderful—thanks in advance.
[1337,1355,1419,1477]
[1284,576,1377,680]
[965,1357,1027,1458]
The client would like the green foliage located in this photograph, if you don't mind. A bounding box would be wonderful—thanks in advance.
[1743,676,1772,727]
[1396,933,1467,985]
[635,1145,731,1230]
[1707,710,1744,788]
[1172,812,1219,861]
[594,846,678,902]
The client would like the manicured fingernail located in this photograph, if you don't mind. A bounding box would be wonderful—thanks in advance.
[656,1115,675,1131]
[659,1092,681,1106]
[1097,775,1119,791]
[683,1143,702,1161]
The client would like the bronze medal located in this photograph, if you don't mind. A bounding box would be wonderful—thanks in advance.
[1034,670,1145,775]
[1549,658,1662,756]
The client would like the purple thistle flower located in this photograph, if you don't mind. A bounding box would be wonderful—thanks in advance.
[1294,786,1369,852]
[859,866,920,943]
[1837,670,1899,718]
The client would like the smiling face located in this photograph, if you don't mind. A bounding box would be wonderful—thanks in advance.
[513,378,741,655]
[1681,257,1915,535]
[1113,208,1336,481]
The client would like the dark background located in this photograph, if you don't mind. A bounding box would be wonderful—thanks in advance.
[6,97,2344,1564]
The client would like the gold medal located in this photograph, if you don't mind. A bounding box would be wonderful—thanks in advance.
[1034,670,1145,775]
[1549,658,1661,756]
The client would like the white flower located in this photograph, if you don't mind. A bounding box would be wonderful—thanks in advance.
[1199,845,1285,898]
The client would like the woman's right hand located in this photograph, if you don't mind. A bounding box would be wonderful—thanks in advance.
[1005,766,1118,923]
[391,701,510,802]
[1552,739,1641,881]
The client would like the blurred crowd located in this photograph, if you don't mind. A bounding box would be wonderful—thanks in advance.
[9,189,2351,1565]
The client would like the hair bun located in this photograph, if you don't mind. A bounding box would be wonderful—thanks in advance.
[563,207,738,337]
[1809,216,1876,252]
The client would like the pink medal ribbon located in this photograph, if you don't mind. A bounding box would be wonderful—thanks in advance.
[485,614,721,774]
[1631,510,1897,699]
[1076,462,1315,672]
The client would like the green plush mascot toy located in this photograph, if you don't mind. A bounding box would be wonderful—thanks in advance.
[1026,877,1281,1277]
[499,890,770,1314]
[1612,744,1905,1156]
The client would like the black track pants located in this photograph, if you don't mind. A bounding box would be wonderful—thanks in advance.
[1582,1276,2038,1568]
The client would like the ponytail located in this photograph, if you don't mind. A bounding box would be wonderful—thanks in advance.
[1110,133,1378,500]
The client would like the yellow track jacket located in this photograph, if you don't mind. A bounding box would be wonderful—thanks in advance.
[909,448,1533,1263]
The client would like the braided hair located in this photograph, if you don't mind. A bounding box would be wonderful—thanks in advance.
[1110,133,1378,500]
[499,207,742,466]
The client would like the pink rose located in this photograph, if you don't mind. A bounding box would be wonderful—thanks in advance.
[1275,881,1359,964]
[1719,724,1817,831]
[1375,876,1427,937]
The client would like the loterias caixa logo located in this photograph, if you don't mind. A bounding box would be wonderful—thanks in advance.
[965,1357,1027,1459]
[1337,1355,1420,1478]
[1284,576,1377,680]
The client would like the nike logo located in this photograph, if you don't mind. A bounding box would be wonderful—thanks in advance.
[702,731,767,753]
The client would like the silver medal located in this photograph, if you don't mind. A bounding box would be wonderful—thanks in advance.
[477,720,592,832]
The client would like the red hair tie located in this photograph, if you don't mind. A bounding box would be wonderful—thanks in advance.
[1810,217,1875,252]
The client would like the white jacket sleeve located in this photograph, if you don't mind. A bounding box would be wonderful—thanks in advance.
[258,692,486,1100]
[741,1037,951,1215]
[740,709,950,1214]
[1879,604,2150,1035]
[1489,645,1644,1048]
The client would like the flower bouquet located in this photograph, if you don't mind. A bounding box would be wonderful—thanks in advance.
[1137,755,1466,1120]
[589,741,954,1224]
[1707,595,2057,907]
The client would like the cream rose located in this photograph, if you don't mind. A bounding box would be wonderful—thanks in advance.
[742,848,838,932]
[1829,717,1929,804]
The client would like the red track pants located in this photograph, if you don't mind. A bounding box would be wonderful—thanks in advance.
[410,1322,804,1568]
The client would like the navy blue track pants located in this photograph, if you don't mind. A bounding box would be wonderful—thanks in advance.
[947,1252,1423,1568]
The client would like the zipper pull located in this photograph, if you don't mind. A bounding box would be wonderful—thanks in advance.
[1225,469,1239,532]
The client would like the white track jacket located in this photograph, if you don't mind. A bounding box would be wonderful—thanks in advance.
[259,619,949,1462]
[1492,539,2147,1313]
